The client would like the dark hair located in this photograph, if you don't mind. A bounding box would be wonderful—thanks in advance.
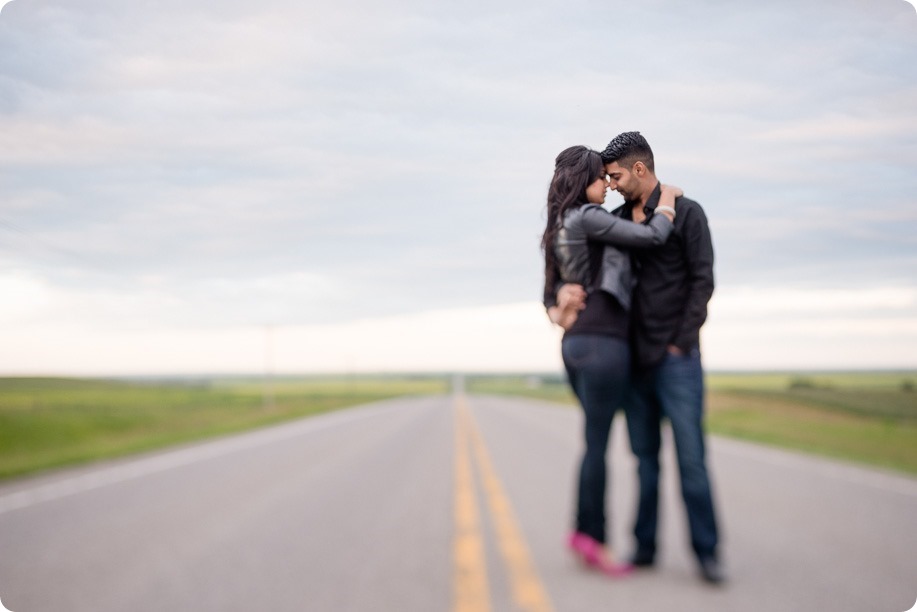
[600,131,655,172]
[541,145,604,291]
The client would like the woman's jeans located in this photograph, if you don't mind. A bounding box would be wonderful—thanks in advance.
[624,346,719,560]
[562,334,630,544]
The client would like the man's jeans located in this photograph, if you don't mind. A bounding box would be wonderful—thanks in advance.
[562,334,630,545]
[624,346,719,559]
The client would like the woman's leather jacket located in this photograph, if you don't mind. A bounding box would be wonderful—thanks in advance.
[554,204,673,311]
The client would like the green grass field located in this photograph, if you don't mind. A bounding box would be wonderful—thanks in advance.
[2,372,915,481]
[467,371,917,475]
[705,371,917,474]
[0,376,449,480]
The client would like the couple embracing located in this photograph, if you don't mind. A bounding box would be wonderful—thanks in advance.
[541,132,724,585]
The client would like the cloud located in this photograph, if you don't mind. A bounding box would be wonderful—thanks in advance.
[709,286,917,317]
[3,287,914,375]
[1,0,916,372]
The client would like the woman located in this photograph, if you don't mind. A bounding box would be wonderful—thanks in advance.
[541,145,679,577]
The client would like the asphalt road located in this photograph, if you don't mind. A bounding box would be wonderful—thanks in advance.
[0,393,915,612]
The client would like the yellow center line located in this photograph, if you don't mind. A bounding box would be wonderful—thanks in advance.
[453,394,554,612]
[454,395,491,612]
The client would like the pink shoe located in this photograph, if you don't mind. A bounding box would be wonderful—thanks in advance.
[600,560,634,578]
[567,532,590,558]
[567,532,634,578]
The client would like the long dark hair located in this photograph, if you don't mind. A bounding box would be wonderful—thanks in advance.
[541,145,604,290]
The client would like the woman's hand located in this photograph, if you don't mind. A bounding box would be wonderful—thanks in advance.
[656,184,681,221]
[661,184,683,199]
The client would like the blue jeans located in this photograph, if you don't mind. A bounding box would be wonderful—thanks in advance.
[562,334,630,544]
[624,346,719,559]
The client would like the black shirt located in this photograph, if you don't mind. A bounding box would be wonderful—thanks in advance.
[565,284,629,339]
[613,183,715,366]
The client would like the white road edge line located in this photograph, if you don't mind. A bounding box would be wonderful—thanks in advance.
[0,402,403,516]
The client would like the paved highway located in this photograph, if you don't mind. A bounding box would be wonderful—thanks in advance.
[1,393,915,611]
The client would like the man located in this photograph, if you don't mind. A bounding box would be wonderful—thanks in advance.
[558,131,723,584]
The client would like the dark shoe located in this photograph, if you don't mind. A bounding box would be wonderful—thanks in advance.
[698,556,725,584]
[630,548,655,568]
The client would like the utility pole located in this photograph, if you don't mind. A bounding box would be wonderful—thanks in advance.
[264,324,275,410]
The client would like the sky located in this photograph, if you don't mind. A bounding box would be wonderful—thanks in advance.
[1,0,916,375]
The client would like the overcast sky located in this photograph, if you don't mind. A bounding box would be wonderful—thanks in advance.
[2,0,916,375]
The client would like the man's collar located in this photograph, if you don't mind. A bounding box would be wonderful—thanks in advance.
[626,182,662,217]
[644,182,662,210]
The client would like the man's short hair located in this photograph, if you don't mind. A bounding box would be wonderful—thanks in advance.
[601,131,655,172]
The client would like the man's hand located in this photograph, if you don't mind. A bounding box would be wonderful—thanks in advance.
[548,305,578,330]
[667,344,684,356]
[547,284,586,331]
[557,284,586,312]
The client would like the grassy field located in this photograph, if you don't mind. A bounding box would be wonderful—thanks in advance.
[466,371,917,476]
[3,371,915,481]
[0,376,449,480]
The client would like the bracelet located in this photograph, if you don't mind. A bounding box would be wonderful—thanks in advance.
[656,205,676,218]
